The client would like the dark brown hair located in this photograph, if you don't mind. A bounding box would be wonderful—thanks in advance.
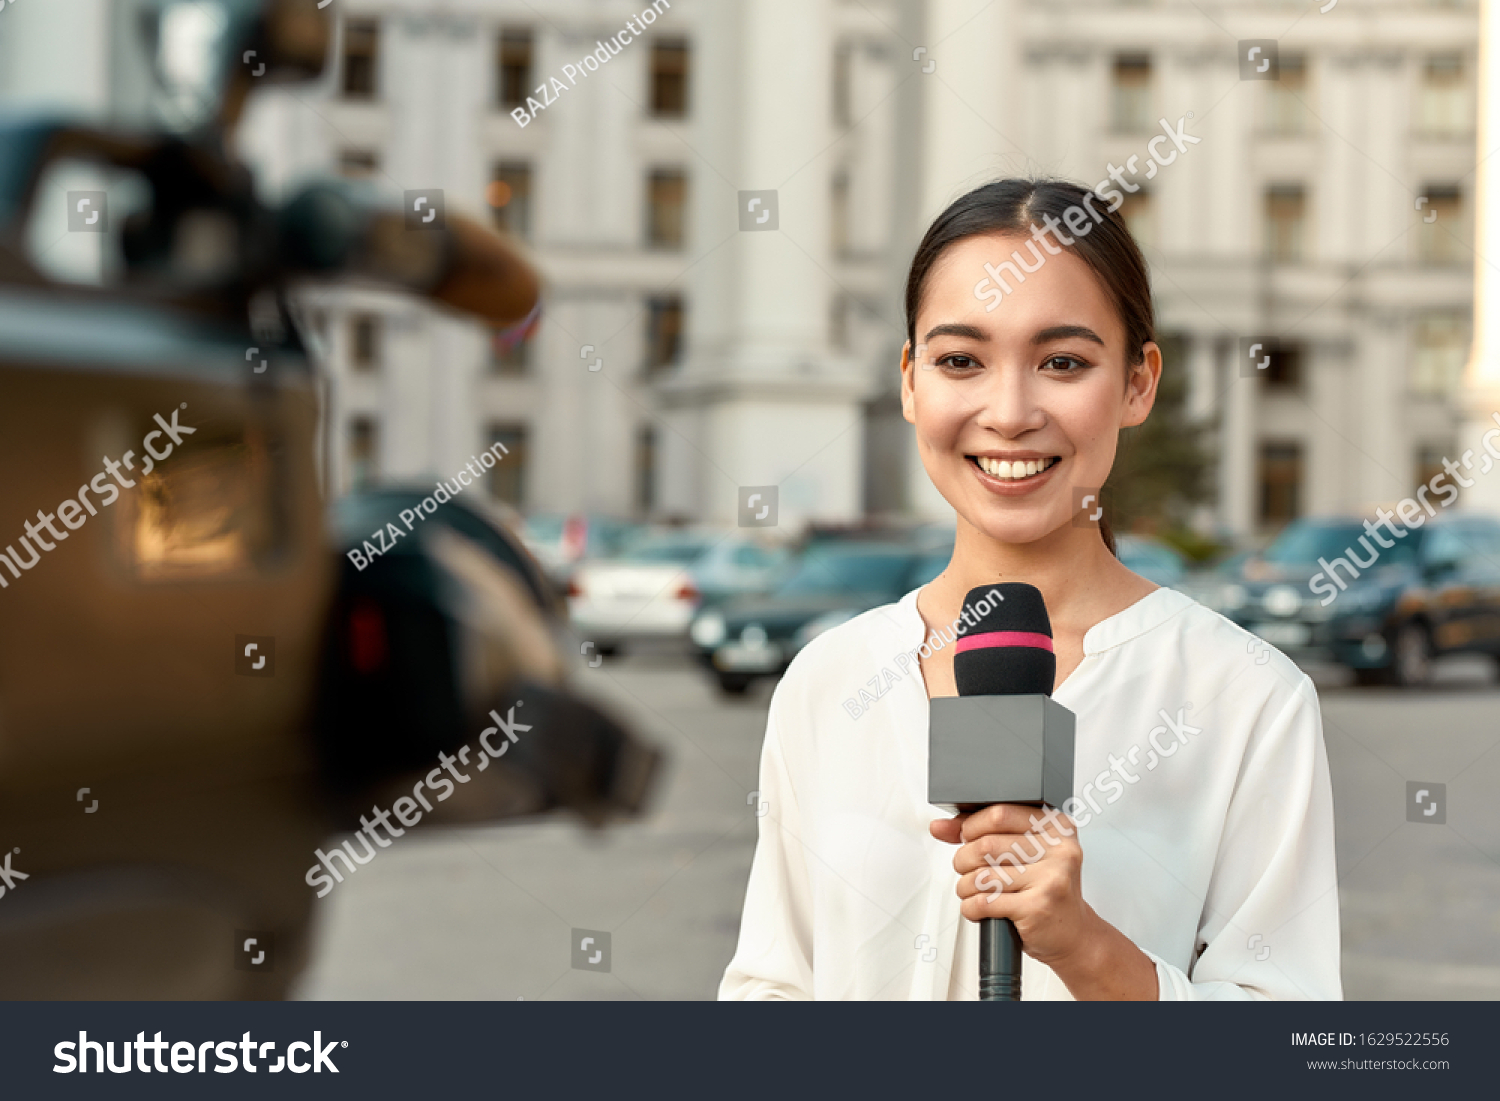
[903,177,1157,555]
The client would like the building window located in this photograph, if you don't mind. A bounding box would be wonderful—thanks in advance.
[490,329,531,375]
[486,423,527,506]
[647,169,687,249]
[1258,441,1303,527]
[1110,54,1152,133]
[1264,54,1309,135]
[342,19,379,100]
[1416,444,1451,491]
[350,313,381,371]
[497,28,533,108]
[650,40,689,117]
[338,149,379,179]
[635,424,656,514]
[833,42,853,128]
[1264,184,1306,262]
[1119,189,1153,249]
[1417,184,1463,265]
[348,417,379,491]
[1257,342,1302,389]
[1417,53,1467,136]
[644,294,683,372]
[487,162,533,239]
[831,169,851,256]
[830,293,850,351]
[1412,312,1467,395]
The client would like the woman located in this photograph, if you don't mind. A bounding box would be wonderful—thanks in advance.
[718,179,1341,1001]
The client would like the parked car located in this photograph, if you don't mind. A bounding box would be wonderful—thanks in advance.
[1116,534,1188,587]
[567,530,789,654]
[1212,513,1500,686]
[521,512,641,591]
[689,541,950,694]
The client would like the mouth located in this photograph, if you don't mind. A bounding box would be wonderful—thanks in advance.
[967,454,1062,483]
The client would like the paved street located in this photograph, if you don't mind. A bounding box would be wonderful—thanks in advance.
[295,651,1500,1001]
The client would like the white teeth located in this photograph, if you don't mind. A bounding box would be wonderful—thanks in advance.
[977,456,1055,480]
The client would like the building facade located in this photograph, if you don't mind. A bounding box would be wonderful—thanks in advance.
[1,0,1482,540]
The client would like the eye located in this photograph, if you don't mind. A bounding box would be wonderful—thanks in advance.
[936,352,982,370]
[1041,354,1089,372]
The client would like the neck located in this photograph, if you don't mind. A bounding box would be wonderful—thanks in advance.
[930,513,1126,636]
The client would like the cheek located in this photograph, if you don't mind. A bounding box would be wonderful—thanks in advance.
[1059,376,1126,449]
[910,376,968,442]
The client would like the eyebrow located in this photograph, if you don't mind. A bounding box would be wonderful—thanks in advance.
[1033,324,1105,346]
[922,322,988,343]
[921,322,1107,347]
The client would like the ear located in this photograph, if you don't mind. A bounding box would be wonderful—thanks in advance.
[1120,341,1162,429]
[900,341,918,425]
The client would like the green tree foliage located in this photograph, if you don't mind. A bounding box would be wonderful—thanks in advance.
[1103,333,1215,547]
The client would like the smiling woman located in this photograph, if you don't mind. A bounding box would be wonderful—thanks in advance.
[720,178,1342,1003]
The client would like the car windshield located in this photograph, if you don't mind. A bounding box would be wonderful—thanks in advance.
[1261,521,1417,566]
[776,546,914,596]
[620,534,716,564]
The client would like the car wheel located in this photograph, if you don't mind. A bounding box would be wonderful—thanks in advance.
[1352,666,1388,688]
[716,673,753,696]
[1392,622,1432,688]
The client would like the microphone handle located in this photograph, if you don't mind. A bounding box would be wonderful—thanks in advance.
[979,917,1022,1001]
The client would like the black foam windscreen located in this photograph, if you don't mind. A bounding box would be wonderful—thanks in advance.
[952,583,1055,697]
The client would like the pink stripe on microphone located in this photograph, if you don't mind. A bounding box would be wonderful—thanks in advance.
[954,630,1054,653]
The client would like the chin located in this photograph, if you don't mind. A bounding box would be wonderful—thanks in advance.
[969,509,1068,546]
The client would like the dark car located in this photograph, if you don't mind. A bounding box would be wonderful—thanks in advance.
[1215,513,1500,686]
[689,541,949,694]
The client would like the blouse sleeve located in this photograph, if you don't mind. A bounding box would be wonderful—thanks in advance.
[717,685,816,1000]
[1150,675,1343,1000]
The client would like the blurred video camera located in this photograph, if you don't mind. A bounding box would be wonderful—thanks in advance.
[0,0,659,998]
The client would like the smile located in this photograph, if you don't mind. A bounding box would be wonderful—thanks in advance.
[968,455,1061,482]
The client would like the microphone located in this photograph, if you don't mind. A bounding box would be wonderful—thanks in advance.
[929,583,1076,1001]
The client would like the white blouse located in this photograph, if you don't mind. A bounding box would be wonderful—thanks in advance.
[718,585,1342,1000]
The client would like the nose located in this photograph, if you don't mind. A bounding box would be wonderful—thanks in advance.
[972,361,1047,441]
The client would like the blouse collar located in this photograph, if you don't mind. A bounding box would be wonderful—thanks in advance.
[890,583,1197,657]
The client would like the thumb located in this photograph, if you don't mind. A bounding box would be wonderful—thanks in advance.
[929,814,966,844]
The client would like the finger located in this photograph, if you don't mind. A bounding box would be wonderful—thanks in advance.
[957,865,1031,900]
[953,837,1044,876]
[929,813,970,844]
[954,804,1074,840]
[960,890,1019,924]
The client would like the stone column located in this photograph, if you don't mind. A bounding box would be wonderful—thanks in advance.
[658,0,865,529]
[903,0,1016,520]
[1220,338,1256,538]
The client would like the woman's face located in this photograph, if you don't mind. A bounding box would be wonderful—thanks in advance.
[901,232,1160,547]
